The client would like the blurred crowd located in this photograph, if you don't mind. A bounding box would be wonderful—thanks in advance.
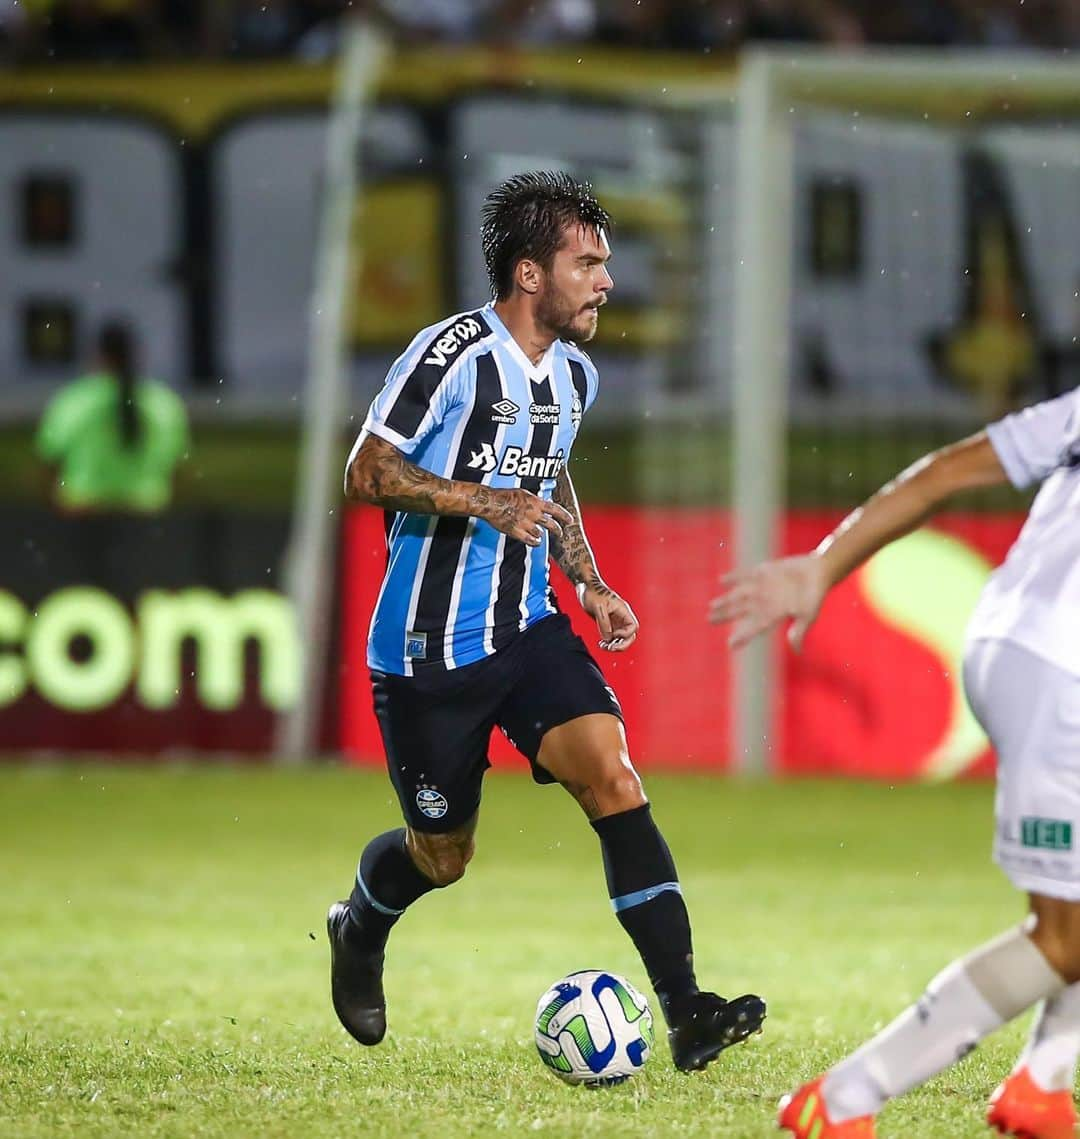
[1,0,1079,62]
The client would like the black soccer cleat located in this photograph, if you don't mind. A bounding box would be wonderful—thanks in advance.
[327,900,387,1045]
[667,991,767,1072]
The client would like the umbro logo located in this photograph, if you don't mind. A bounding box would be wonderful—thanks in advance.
[490,399,519,425]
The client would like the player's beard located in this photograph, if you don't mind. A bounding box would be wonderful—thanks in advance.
[536,285,599,343]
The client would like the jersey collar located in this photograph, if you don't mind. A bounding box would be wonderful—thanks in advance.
[482,302,558,382]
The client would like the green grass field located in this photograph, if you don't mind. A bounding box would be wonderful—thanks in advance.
[1,766,1033,1138]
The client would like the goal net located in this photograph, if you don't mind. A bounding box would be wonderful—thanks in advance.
[731,49,1080,774]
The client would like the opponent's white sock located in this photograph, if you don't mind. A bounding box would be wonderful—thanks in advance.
[1014,982,1080,1093]
[821,927,1065,1122]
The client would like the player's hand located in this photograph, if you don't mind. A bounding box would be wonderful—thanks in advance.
[576,580,639,652]
[708,554,827,652]
[481,488,573,548]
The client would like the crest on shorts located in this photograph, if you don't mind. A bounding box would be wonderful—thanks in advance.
[416,787,448,820]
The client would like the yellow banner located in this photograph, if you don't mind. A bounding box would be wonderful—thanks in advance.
[0,50,734,140]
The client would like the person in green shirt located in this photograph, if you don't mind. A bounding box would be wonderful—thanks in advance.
[36,321,189,513]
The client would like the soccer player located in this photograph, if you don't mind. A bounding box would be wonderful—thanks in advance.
[328,171,766,1071]
[710,392,1080,1138]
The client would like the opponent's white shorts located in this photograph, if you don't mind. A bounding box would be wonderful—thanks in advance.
[965,638,1080,900]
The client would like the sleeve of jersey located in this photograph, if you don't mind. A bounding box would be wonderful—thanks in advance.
[34,396,67,461]
[361,345,465,457]
[35,382,85,461]
[985,390,1080,488]
[583,357,600,412]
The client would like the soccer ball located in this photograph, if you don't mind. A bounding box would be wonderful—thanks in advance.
[534,970,654,1086]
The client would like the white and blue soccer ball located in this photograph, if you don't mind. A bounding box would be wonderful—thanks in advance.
[534,970,654,1086]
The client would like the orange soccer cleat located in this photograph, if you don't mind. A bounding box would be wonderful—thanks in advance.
[987,1067,1078,1139]
[778,1077,877,1139]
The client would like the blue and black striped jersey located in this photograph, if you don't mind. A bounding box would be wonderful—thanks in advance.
[347,302,599,676]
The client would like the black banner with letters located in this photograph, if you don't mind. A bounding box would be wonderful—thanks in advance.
[0,507,309,755]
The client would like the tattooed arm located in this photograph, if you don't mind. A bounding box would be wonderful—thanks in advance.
[549,466,601,588]
[346,433,572,548]
[550,467,639,652]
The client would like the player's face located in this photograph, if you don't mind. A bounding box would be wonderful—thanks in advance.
[536,224,613,343]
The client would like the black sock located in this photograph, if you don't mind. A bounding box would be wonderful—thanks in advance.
[591,804,698,1024]
[348,829,436,951]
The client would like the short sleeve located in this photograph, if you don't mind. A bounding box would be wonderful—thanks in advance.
[361,347,466,457]
[585,361,599,412]
[144,383,190,466]
[986,390,1080,489]
[35,376,96,462]
[344,312,491,488]
[578,351,600,411]
[564,346,599,420]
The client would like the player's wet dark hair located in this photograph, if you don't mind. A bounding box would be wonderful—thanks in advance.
[481,171,611,301]
[99,320,141,449]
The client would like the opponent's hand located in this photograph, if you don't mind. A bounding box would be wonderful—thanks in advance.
[576,580,639,652]
[480,488,573,548]
[708,554,827,651]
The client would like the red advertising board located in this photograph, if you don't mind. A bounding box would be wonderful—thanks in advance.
[340,506,1025,778]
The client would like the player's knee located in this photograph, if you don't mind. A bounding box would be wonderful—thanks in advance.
[588,764,646,816]
[408,831,475,887]
[427,854,469,887]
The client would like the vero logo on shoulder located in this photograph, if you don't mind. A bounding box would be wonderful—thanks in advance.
[423,317,483,367]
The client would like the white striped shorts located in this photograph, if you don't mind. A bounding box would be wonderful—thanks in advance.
[965,638,1080,900]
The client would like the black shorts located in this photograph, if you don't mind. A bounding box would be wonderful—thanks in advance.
[370,613,623,833]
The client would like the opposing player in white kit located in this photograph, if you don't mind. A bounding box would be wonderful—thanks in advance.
[711,390,1080,1139]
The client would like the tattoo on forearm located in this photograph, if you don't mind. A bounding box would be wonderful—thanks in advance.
[347,436,444,513]
[348,435,494,520]
[482,486,518,530]
[467,482,504,524]
[550,468,609,591]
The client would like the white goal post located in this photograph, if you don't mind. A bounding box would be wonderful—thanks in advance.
[278,19,388,762]
[731,47,1080,774]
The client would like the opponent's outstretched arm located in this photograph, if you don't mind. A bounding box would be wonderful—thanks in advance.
[550,467,638,652]
[710,431,1009,650]
[347,434,571,547]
